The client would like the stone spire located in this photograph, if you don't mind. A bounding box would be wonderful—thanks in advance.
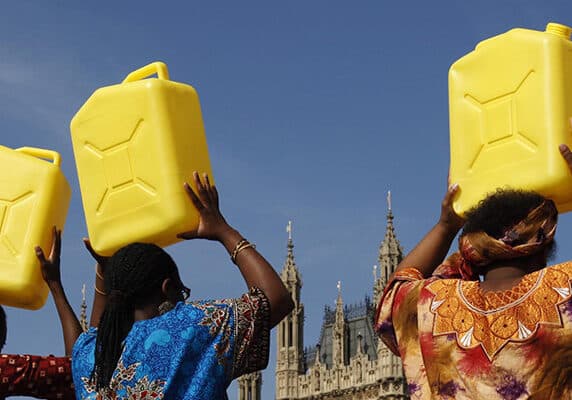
[80,283,88,332]
[374,191,404,304]
[332,281,346,368]
[282,221,302,288]
[276,221,305,400]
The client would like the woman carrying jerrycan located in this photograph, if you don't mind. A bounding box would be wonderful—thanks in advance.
[0,228,78,399]
[376,130,572,398]
[67,172,294,399]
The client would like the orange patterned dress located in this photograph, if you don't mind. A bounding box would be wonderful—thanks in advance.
[375,262,572,399]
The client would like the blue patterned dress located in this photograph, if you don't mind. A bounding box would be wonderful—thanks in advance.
[72,288,270,399]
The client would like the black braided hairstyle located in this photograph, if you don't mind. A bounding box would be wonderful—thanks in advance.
[92,242,178,390]
[0,305,6,352]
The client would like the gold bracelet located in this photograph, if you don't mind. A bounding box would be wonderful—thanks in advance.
[231,240,256,264]
[95,265,104,281]
[94,285,107,296]
[230,239,248,262]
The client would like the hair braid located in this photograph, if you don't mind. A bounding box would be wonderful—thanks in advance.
[92,243,178,390]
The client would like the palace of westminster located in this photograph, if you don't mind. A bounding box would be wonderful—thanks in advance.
[237,200,410,400]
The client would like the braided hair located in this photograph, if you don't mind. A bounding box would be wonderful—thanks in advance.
[0,306,6,352]
[93,243,178,390]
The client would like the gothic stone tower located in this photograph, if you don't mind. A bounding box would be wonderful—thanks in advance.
[374,192,408,399]
[276,222,305,399]
[267,196,409,400]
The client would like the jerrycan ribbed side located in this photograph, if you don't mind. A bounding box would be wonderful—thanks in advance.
[70,62,213,256]
[0,146,70,309]
[449,22,572,215]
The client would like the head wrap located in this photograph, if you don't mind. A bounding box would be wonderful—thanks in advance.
[433,200,558,280]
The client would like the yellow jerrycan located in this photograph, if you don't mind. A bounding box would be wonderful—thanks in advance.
[70,62,213,256]
[449,22,572,215]
[0,146,71,310]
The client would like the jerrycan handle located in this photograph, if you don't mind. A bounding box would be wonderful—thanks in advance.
[122,62,170,83]
[15,147,61,166]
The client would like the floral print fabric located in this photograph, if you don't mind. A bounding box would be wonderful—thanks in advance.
[375,262,572,399]
[72,288,270,400]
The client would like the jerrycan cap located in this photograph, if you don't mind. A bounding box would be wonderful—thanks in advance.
[546,22,572,39]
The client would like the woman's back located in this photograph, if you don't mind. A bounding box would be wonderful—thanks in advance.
[73,289,270,399]
[377,262,572,399]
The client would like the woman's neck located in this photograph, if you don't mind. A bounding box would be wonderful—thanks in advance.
[133,303,161,321]
[484,265,529,281]
[480,256,546,292]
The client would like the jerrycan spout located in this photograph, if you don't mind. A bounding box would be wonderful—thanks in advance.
[546,22,572,39]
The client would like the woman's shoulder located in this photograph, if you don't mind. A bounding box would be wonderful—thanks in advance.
[540,262,572,287]
[73,327,97,351]
[548,260,572,272]
[130,298,237,334]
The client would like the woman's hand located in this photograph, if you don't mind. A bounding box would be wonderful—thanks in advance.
[559,118,572,171]
[177,171,232,241]
[83,238,109,271]
[35,227,62,289]
[36,227,83,355]
[439,183,465,234]
[392,182,464,278]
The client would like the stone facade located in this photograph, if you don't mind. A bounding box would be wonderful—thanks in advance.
[238,371,262,400]
[239,202,409,400]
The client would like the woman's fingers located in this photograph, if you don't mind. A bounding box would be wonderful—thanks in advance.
[82,237,92,254]
[184,182,204,211]
[35,246,48,265]
[211,184,219,206]
[83,237,109,266]
[443,183,459,208]
[203,173,215,203]
[194,171,209,199]
[187,172,215,208]
[560,144,572,172]
[50,227,61,260]
[176,230,197,240]
[82,238,98,258]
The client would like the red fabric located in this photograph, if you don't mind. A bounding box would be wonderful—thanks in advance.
[0,354,74,399]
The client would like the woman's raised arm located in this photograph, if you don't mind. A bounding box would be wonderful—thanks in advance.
[178,172,294,327]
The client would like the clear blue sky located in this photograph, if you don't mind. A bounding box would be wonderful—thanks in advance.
[1,1,572,399]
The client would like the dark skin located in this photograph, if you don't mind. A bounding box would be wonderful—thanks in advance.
[83,238,108,328]
[396,128,572,293]
[394,183,465,279]
[35,227,83,356]
[88,171,294,328]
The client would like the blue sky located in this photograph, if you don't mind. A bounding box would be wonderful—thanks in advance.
[1,1,572,399]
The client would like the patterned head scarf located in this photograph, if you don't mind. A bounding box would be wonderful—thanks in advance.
[434,200,558,280]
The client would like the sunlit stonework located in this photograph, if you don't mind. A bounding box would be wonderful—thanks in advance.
[239,196,410,400]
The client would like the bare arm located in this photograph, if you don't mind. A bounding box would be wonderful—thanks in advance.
[395,184,465,278]
[83,239,108,328]
[178,172,294,327]
[35,228,83,356]
[216,226,294,327]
